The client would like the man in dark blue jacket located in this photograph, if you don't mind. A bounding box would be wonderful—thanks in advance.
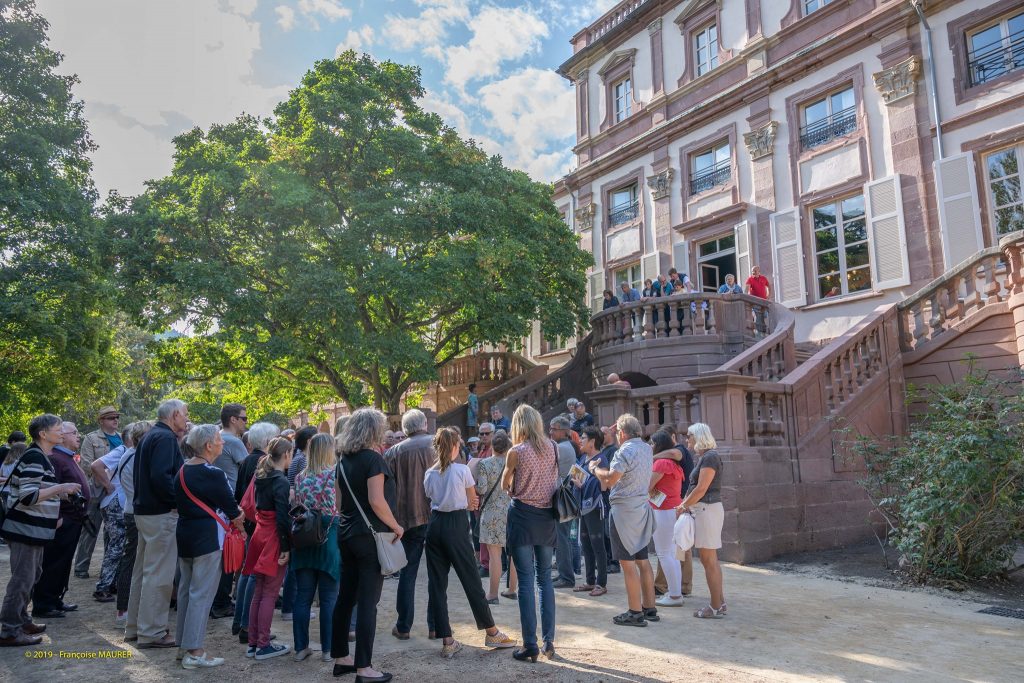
[126,399,188,649]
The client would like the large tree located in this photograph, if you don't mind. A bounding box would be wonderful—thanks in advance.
[0,0,113,431]
[108,52,590,414]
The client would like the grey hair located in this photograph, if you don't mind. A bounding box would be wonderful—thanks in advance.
[616,413,643,439]
[549,415,571,430]
[401,409,428,434]
[478,422,494,433]
[566,398,579,409]
[185,423,220,455]
[247,422,280,452]
[128,420,153,446]
[336,407,387,456]
[156,399,187,422]
[28,414,62,441]
[491,429,511,454]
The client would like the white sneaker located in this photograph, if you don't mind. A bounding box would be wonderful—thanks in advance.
[293,647,312,662]
[182,653,225,669]
[321,652,333,662]
[114,613,127,628]
[245,646,256,658]
[656,595,684,607]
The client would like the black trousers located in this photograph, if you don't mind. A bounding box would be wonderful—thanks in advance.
[213,566,234,609]
[580,509,608,587]
[425,510,495,640]
[115,514,137,612]
[33,518,82,612]
[331,533,384,668]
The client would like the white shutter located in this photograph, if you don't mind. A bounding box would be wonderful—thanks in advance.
[770,208,806,308]
[935,153,984,269]
[589,269,605,314]
[641,252,660,282]
[672,240,690,279]
[734,220,751,285]
[865,175,910,290]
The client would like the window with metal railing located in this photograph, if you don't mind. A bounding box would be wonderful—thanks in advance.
[690,142,730,194]
[799,85,856,150]
[967,13,1024,86]
[608,184,639,226]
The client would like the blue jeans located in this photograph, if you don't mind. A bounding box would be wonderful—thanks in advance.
[281,561,297,615]
[395,524,434,634]
[232,574,257,632]
[293,568,339,652]
[555,520,582,584]
[510,544,555,649]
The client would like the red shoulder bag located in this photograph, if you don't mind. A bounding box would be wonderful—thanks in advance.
[178,468,246,573]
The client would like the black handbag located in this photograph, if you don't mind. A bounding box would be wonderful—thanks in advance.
[549,440,581,523]
[289,503,329,549]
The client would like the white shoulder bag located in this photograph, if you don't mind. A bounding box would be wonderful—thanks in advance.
[336,461,408,575]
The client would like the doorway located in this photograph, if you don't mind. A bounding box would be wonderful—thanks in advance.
[697,234,737,292]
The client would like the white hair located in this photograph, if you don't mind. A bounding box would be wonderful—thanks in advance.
[687,423,718,452]
[616,413,642,439]
[157,399,187,422]
[247,422,280,452]
[401,409,428,434]
[185,423,220,455]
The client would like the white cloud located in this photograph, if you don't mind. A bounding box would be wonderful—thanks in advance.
[478,67,575,181]
[221,0,259,17]
[36,0,288,196]
[443,7,549,94]
[335,25,375,56]
[275,5,296,30]
[383,0,469,56]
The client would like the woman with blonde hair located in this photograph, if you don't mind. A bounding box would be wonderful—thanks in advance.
[291,433,341,662]
[676,422,727,618]
[423,428,516,658]
[501,404,559,663]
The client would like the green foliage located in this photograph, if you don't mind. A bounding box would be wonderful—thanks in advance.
[855,365,1024,583]
[104,52,590,414]
[0,0,114,432]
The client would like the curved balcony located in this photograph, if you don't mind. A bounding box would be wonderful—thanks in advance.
[590,293,772,386]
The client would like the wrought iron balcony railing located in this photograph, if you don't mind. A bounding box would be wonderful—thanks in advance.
[968,28,1024,86]
[608,199,639,226]
[690,161,731,195]
[799,106,857,149]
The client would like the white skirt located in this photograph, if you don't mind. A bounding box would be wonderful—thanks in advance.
[692,501,724,550]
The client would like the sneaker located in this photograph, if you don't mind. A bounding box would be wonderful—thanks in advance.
[281,612,293,621]
[255,643,291,660]
[440,639,463,659]
[293,647,312,662]
[656,595,684,607]
[182,653,225,669]
[484,630,516,649]
[322,651,333,662]
[245,646,256,658]
[114,613,127,628]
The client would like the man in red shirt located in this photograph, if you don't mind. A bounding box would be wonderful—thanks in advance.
[744,265,772,333]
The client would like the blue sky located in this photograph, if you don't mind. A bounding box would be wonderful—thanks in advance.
[35,0,617,197]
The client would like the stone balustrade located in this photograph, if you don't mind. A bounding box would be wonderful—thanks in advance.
[586,0,651,44]
[718,303,796,382]
[630,382,701,435]
[497,333,593,422]
[438,351,536,388]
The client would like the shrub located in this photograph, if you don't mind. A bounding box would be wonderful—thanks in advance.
[855,364,1024,584]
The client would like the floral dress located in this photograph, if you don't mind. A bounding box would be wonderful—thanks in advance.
[475,455,510,546]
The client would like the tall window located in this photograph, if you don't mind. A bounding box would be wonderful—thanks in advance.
[800,86,856,149]
[613,77,632,123]
[813,195,870,300]
[690,141,731,194]
[985,146,1024,236]
[694,24,718,77]
[608,183,639,226]
[967,12,1024,86]
[614,264,642,292]
[803,0,833,16]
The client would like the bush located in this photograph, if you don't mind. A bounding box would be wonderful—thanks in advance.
[855,365,1024,584]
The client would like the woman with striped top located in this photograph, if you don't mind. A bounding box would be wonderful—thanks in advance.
[0,414,82,647]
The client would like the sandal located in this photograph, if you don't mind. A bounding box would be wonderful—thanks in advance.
[500,590,518,600]
[612,610,647,627]
[694,604,724,619]
[717,602,727,615]
[588,586,607,597]
[572,584,595,593]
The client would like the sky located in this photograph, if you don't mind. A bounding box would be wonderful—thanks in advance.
[35,0,620,198]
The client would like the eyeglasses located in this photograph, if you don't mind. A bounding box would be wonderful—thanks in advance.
[235,415,248,422]
[478,431,493,435]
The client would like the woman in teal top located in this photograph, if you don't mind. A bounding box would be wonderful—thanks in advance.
[291,433,340,662]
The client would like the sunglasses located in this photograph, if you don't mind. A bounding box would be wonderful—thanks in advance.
[478,431,493,435]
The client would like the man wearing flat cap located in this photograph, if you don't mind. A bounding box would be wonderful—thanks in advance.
[73,406,123,579]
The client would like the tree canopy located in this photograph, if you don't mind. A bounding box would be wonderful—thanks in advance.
[107,52,590,413]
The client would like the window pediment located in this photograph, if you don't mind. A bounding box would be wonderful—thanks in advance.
[597,48,637,79]
[673,0,720,30]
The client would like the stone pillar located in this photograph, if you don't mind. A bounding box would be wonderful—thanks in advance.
[585,385,632,429]
[648,143,673,273]
[688,372,771,563]
[744,96,777,277]
[575,68,590,142]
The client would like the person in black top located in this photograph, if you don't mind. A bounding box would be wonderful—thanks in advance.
[331,408,403,683]
[127,399,188,649]
[174,424,243,669]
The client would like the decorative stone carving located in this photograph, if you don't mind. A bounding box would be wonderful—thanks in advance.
[575,203,596,231]
[873,56,920,105]
[743,121,778,161]
[575,68,588,83]
[646,168,674,200]
[648,18,662,35]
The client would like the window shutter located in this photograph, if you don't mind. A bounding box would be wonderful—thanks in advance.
[734,220,751,285]
[935,153,983,269]
[589,269,605,314]
[864,175,910,290]
[641,252,660,283]
[770,208,806,308]
[672,240,690,279]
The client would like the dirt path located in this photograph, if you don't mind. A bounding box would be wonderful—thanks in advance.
[1,544,1020,682]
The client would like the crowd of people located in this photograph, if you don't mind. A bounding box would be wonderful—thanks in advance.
[601,264,771,308]
[0,398,728,682]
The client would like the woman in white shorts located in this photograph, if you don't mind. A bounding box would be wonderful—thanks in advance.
[676,423,727,619]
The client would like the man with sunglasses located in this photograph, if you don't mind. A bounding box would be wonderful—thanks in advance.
[74,406,122,579]
[210,403,249,619]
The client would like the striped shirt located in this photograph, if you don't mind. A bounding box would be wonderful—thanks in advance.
[0,445,60,545]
